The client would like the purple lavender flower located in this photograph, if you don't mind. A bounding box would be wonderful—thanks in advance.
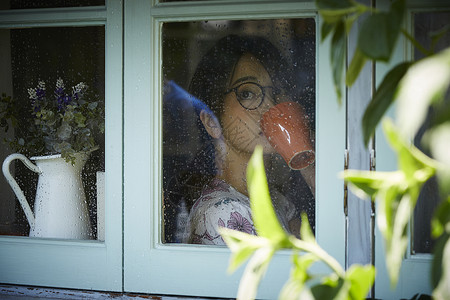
[54,78,73,112]
[36,88,45,100]
[72,82,87,101]
[227,211,253,234]
[29,81,46,113]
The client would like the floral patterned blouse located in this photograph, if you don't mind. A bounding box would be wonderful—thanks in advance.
[184,178,298,245]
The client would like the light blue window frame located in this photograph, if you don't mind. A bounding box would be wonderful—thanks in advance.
[0,1,123,291]
[123,0,345,298]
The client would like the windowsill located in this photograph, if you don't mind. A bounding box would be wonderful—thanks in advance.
[0,285,219,300]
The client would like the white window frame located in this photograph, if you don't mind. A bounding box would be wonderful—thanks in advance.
[0,1,123,291]
[123,0,345,298]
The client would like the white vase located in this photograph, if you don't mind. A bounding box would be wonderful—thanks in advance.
[2,152,93,239]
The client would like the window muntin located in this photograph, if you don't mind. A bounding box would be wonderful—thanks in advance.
[0,26,105,240]
[161,19,316,244]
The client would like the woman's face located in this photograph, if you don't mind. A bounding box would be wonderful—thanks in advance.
[220,53,277,154]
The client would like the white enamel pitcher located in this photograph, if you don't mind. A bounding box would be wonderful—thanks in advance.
[2,152,93,239]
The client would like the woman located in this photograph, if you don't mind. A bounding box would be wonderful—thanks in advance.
[185,35,314,245]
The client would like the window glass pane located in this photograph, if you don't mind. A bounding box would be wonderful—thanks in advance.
[412,11,450,254]
[162,19,316,245]
[0,0,104,10]
[0,26,105,240]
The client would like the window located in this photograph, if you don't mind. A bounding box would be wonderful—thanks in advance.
[0,25,105,240]
[161,19,316,245]
[412,11,450,254]
[0,1,122,290]
[124,0,344,298]
[1,0,446,299]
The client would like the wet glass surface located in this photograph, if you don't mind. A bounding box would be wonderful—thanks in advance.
[412,11,450,254]
[162,19,316,245]
[0,26,105,240]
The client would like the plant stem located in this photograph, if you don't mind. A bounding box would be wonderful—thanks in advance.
[289,236,346,278]
[401,29,433,57]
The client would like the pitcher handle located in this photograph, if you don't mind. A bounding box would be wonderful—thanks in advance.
[2,153,41,229]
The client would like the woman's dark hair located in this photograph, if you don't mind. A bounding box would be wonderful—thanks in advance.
[189,34,294,120]
[186,34,296,186]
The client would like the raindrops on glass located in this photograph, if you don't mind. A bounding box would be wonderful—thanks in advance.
[161,18,316,244]
[0,25,105,240]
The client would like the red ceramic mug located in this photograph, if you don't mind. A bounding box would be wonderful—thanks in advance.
[260,101,315,170]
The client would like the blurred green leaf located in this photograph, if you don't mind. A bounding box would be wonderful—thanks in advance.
[383,119,436,180]
[224,146,366,299]
[427,122,450,172]
[432,233,450,300]
[331,20,346,104]
[430,100,450,128]
[397,48,450,139]
[358,0,405,61]
[431,196,450,239]
[236,246,275,300]
[220,228,269,272]
[346,264,376,300]
[344,120,437,287]
[386,193,416,287]
[381,120,436,286]
[362,62,411,146]
[341,169,399,199]
[402,29,433,58]
[430,24,450,53]
[279,253,317,300]
[247,145,288,243]
[321,22,335,42]
[300,213,316,244]
[311,276,347,300]
[346,47,367,87]
[316,0,359,24]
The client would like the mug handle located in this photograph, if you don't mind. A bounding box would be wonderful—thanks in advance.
[2,153,41,229]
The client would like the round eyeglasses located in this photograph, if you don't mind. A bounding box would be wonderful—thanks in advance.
[224,82,281,110]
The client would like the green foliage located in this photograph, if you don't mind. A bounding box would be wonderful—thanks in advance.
[357,0,404,61]
[361,62,411,146]
[343,119,437,286]
[247,146,290,245]
[315,0,371,104]
[343,47,450,291]
[316,0,405,104]
[431,197,450,300]
[0,78,104,163]
[0,93,19,132]
[396,48,450,139]
[330,20,347,104]
[318,0,450,296]
[220,146,375,300]
[221,1,450,298]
